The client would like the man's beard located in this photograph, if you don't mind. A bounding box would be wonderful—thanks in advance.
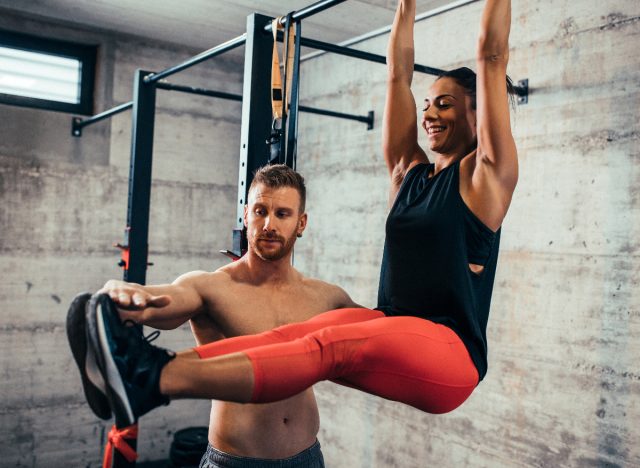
[251,230,297,261]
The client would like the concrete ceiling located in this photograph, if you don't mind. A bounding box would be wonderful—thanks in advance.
[0,0,456,51]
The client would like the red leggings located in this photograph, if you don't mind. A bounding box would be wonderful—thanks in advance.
[194,308,479,414]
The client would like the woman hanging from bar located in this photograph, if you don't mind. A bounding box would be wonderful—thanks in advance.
[80,0,518,425]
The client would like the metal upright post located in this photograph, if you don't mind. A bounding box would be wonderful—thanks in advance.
[232,14,274,258]
[112,70,156,467]
[122,70,156,286]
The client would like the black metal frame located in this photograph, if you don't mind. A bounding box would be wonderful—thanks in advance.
[262,0,346,33]
[143,34,248,84]
[106,69,157,467]
[123,70,156,285]
[233,13,275,257]
[0,29,97,115]
[71,85,373,137]
[300,36,445,75]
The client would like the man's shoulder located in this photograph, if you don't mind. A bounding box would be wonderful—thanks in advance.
[173,269,233,296]
[299,276,353,307]
[301,276,338,292]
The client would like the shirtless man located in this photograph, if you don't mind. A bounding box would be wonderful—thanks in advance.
[97,164,358,466]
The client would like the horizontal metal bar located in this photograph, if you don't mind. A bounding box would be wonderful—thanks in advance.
[73,72,521,135]
[136,0,347,93]
[298,36,444,76]
[305,0,480,62]
[144,34,247,84]
[72,82,374,136]
[156,81,373,126]
[298,105,372,126]
[71,101,133,136]
[155,81,242,101]
[264,0,347,30]
[285,0,347,22]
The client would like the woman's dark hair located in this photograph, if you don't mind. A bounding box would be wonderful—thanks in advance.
[436,67,516,109]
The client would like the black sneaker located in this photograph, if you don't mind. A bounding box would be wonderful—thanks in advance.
[86,293,175,426]
[66,292,112,420]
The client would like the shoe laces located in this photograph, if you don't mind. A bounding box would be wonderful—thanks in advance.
[122,319,161,344]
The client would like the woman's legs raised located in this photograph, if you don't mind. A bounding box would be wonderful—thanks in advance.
[161,308,383,401]
[161,350,255,402]
[193,308,384,359]
[160,313,479,414]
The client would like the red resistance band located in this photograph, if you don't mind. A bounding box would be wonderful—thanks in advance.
[103,424,138,468]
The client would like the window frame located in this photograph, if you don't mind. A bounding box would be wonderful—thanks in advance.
[0,30,97,115]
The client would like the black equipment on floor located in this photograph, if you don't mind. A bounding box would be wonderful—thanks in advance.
[169,427,209,468]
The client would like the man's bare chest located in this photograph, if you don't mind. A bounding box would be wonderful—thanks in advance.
[204,283,330,337]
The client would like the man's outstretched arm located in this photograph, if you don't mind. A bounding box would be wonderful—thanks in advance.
[99,271,208,330]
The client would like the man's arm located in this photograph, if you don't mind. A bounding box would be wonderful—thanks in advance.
[99,271,209,329]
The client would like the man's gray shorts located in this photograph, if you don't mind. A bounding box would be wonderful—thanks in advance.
[199,440,324,468]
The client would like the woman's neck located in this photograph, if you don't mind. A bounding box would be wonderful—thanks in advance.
[432,142,477,175]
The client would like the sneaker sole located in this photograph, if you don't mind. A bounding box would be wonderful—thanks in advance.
[66,292,111,420]
[87,293,136,426]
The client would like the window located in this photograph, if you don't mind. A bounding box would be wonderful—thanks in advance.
[0,30,96,115]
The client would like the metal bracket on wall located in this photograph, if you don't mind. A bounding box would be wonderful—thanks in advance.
[516,79,529,105]
[71,117,83,137]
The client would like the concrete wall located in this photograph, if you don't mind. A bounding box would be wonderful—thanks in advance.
[295,0,640,466]
[0,10,243,466]
[1,0,639,466]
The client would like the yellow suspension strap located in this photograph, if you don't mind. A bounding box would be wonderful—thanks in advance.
[267,14,297,164]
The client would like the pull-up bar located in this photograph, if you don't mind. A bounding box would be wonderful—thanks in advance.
[161,82,374,129]
[143,0,347,85]
[71,102,133,136]
[264,0,347,31]
[71,81,374,137]
[298,36,445,76]
[144,34,247,84]
[139,2,444,88]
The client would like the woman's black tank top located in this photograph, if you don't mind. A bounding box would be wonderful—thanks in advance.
[377,161,501,380]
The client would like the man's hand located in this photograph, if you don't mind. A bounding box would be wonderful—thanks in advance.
[99,280,171,310]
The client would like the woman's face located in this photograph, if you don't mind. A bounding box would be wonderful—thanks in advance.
[421,77,477,156]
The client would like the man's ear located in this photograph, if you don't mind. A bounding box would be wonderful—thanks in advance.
[244,205,248,228]
[297,212,308,237]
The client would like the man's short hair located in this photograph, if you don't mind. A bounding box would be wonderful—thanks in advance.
[249,164,306,213]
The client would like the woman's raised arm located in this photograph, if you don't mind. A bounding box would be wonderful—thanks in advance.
[474,0,518,194]
[383,0,429,201]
